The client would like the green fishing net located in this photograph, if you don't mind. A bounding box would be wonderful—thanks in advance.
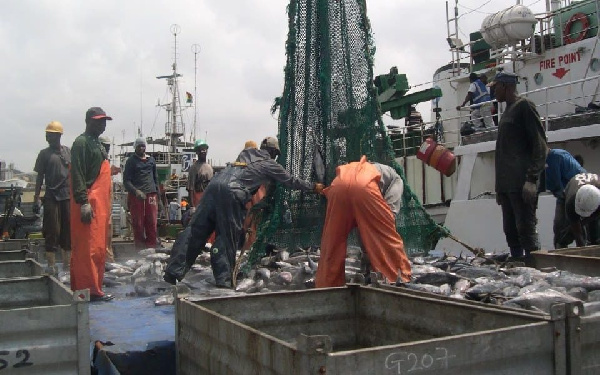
[248,0,448,266]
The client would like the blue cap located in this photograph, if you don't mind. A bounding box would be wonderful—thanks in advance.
[492,72,519,85]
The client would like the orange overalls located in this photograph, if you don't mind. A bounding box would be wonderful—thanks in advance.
[316,156,411,288]
[70,161,111,297]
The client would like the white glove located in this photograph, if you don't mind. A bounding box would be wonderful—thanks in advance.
[80,203,94,224]
[135,189,147,200]
[522,181,538,205]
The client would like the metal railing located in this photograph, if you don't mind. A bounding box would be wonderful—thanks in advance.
[390,73,600,157]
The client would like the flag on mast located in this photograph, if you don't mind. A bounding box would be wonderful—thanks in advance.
[186,92,193,104]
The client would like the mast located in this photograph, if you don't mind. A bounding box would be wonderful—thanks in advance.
[192,43,201,142]
[156,24,185,154]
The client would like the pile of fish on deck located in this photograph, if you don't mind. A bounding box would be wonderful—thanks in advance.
[56,244,600,316]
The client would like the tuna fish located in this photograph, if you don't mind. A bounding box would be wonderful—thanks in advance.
[235,278,255,292]
[413,271,462,286]
[154,294,174,306]
[455,267,506,280]
[545,271,600,291]
[465,281,510,302]
[254,268,270,283]
[505,289,580,313]
[399,283,442,295]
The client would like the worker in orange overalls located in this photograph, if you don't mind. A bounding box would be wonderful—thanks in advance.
[99,135,120,262]
[70,107,114,302]
[315,156,411,288]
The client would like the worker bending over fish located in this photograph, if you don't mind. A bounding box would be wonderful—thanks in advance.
[164,137,324,288]
[315,155,411,288]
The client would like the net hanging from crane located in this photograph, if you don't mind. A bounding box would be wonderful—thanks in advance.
[249,0,448,266]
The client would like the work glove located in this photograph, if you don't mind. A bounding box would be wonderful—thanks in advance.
[522,181,538,205]
[32,199,41,214]
[135,189,147,200]
[80,203,94,224]
[313,183,325,195]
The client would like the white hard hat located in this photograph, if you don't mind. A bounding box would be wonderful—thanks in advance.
[575,184,600,218]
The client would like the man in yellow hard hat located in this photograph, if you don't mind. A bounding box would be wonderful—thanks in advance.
[33,121,71,275]
[244,140,257,149]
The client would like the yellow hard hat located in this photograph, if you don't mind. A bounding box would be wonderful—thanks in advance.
[45,121,64,134]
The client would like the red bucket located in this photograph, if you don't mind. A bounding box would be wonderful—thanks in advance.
[416,137,436,163]
[429,146,456,177]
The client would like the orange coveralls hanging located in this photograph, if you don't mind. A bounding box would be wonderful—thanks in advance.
[316,156,412,288]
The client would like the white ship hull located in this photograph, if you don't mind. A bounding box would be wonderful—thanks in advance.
[396,0,600,254]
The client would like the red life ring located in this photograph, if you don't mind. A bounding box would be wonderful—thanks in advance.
[564,12,590,44]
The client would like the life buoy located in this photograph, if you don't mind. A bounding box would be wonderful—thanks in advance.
[564,12,590,44]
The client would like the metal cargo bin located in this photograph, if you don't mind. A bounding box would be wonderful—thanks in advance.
[569,307,600,375]
[0,260,43,279]
[0,239,29,251]
[176,285,572,375]
[0,249,28,261]
[0,276,90,375]
[532,246,600,276]
[580,313,600,374]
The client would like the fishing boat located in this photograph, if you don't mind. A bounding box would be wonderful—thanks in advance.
[117,25,204,224]
[388,0,600,254]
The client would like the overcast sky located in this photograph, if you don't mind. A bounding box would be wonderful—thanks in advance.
[2,0,546,173]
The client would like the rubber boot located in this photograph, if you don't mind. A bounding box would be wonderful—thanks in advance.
[523,250,537,268]
[45,252,57,276]
[61,249,71,273]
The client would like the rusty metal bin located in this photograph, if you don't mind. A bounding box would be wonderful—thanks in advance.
[532,246,600,277]
[0,249,28,262]
[567,306,600,375]
[0,239,30,251]
[0,276,90,374]
[175,284,574,375]
[0,260,43,279]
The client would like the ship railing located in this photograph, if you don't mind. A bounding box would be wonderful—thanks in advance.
[446,0,599,73]
[521,74,600,130]
[532,0,599,56]
[389,118,462,158]
[390,73,600,157]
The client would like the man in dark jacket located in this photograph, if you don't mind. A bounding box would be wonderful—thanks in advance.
[70,107,114,302]
[164,137,324,287]
[123,137,160,250]
[492,72,548,262]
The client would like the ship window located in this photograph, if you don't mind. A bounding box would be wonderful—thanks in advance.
[534,73,543,85]
[590,58,600,72]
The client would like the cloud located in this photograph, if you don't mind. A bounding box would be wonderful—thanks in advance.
[1,0,546,172]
